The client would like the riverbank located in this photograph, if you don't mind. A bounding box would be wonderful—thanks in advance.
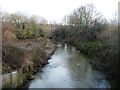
[62,40,119,88]
[53,38,118,88]
[2,37,56,88]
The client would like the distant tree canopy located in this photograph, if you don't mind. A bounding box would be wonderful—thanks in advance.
[52,4,107,41]
[1,12,48,39]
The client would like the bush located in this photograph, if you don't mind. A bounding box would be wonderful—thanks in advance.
[80,41,102,56]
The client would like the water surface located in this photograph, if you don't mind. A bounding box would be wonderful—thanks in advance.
[26,44,110,88]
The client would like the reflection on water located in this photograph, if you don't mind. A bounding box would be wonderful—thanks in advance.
[26,44,110,88]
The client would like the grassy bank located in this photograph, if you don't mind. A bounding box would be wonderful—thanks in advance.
[2,38,55,74]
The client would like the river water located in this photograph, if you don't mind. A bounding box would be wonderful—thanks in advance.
[26,43,110,88]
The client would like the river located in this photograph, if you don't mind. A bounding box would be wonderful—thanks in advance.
[25,43,110,88]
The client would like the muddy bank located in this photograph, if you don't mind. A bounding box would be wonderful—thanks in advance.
[2,37,55,88]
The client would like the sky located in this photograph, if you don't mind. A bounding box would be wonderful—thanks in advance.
[0,0,119,23]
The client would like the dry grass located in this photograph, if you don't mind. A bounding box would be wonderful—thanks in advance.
[2,22,17,42]
[3,30,17,42]
[2,21,55,74]
[2,37,54,74]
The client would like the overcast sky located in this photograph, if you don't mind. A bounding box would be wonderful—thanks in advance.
[0,0,119,23]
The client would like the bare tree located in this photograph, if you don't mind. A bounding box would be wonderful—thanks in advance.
[67,4,103,29]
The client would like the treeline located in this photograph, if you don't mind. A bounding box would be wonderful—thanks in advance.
[1,11,51,40]
[51,4,119,87]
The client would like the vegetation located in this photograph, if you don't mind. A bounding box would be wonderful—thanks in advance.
[1,12,51,40]
[51,4,119,87]
[0,3,119,88]
[1,11,55,74]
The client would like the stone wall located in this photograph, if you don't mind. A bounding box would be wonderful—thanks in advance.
[1,70,26,88]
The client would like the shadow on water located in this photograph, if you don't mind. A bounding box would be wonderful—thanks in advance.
[24,43,110,88]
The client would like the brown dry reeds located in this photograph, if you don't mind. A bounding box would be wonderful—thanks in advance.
[2,22,17,42]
